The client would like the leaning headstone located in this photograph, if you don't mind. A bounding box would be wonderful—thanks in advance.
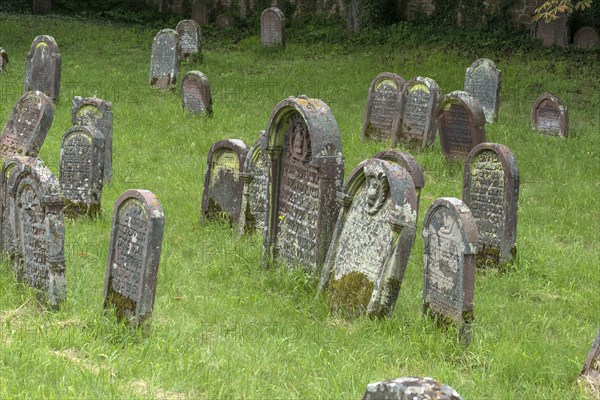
[103,189,165,328]
[436,91,486,162]
[175,19,202,59]
[532,13,569,48]
[362,377,464,400]
[398,76,440,148]
[238,134,269,236]
[574,26,600,50]
[579,331,600,392]
[263,96,344,272]
[24,35,61,101]
[361,73,405,143]
[317,158,417,318]
[149,29,179,89]
[531,93,569,138]
[464,59,501,124]
[0,48,8,72]
[261,7,285,47]
[182,71,212,115]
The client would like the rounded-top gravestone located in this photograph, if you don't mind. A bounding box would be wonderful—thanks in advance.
[182,71,212,115]
[531,93,569,137]
[362,72,405,143]
[574,26,600,50]
[261,7,285,47]
[24,35,61,101]
[464,58,501,124]
[176,19,202,59]
[399,76,440,148]
[149,29,179,89]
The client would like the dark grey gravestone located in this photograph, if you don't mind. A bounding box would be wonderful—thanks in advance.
[176,19,202,59]
[261,7,285,47]
[362,377,464,400]
[192,2,209,26]
[238,134,269,236]
[317,158,417,318]
[464,59,501,124]
[33,0,51,14]
[398,76,440,148]
[149,29,179,89]
[182,71,212,116]
[24,35,61,101]
[361,73,405,143]
[0,48,8,72]
[532,13,569,48]
[103,189,165,328]
[574,26,600,50]
[580,331,600,391]
[531,93,569,138]
[436,91,486,162]
[422,197,478,343]
[263,96,344,273]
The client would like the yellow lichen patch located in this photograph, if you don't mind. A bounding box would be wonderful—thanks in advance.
[326,271,374,318]
[409,83,429,94]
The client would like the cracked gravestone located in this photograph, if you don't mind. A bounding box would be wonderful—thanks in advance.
[238,134,269,236]
[261,7,285,47]
[176,19,202,59]
[149,29,179,89]
[464,59,501,124]
[531,93,569,138]
[24,35,61,101]
[362,72,405,143]
[182,71,212,115]
[0,48,8,72]
[362,376,464,400]
[398,76,440,148]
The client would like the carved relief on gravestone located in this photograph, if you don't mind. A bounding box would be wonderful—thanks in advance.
[362,377,464,400]
[579,331,600,392]
[103,189,165,328]
[464,59,501,124]
[176,19,202,59]
[182,71,212,116]
[149,29,179,89]
[24,35,61,101]
[531,93,569,138]
[362,73,405,143]
[261,7,285,47]
[436,91,486,162]
[574,26,600,50]
[317,159,417,318]
[238,134,269,236]
[201,139,248,223]
[0,48,8,72]
[263,96,344,272]
[398,76,440,148]
[531,12,569,48]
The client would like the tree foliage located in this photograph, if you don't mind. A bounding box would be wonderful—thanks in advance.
[533,0,593,22]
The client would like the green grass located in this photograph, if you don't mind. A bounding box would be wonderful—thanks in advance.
[0,14,599,399]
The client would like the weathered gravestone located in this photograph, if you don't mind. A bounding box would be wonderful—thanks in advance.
[182,71,212,115]
[176,19,202,59]
[201,139,248,223]
[33,0,51,14]
[238,134,269,236]
[149,29,179,89]
[216,15,230,28]
[72,96,113,182]
[103,189,165,328]
[398,76,440,148]
[531,13,569,48]
[317,158,417,318]
[0,157,23,255]
[463,143,519,268]
[261,7,285,47]
[0,48,8,72]
[59,126,105,217]
[436,91,486,162]
[192,2,209,26]
[263,96,344,272]
[362,377,464,400]
[422,197,478,342]
[24,35,61,101]
[464,59,501,124]
[361,73,405,143]
[579,331,600,391]
[574,26,600,50]
[531,93,569,137]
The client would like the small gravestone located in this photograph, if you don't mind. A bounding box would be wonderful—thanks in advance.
[532,13,569,48]
[579,331,600,392]
[72,97,113,182]
[463,143,519,268]
[33,0,51,14]
[436,91,486,162]
[261,7,285,47]
[464,59,501,124]
[263,96,344,272]
[216,15,230,27]
[182,71,212,115]
[422,197,478,343]
[238,134,269,236]
[192,2,209,26]
[362,73,405,143]
[574,26,600,50]
[0,48,8,72]
[24,35,61,101]
[201,139,248,223]
[149,29,179,89]
[103,189,165,328]
[531,93,569,137]
[317,159,417,318]
[362,377,464,400]
[175,19,202,59]
[398,76,440,148]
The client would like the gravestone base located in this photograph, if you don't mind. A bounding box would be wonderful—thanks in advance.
[475,245,517,269]
[326,271,375,318]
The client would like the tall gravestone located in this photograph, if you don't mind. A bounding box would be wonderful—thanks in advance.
[24,35,61,101]
[531,93,569,138]
[103,189,165,328]
[0,48,8,72]
[182,71,212,115]
[362,377,464,400]
[238,134,269,236]
[149,29,179,89]
[464,59,501,124]
[532,13,569,48]
[263,96,344,272]
[574,26,600,50]
[317,159,417,318]
[361,73,405,143]
[261,7,285,47]
[580,331,600,391]
[398,76,440,148]
[176,19,202,59]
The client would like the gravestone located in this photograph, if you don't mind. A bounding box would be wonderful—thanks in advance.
[182,71,212,115]
[59,126,105,217]
[422,197,478,342]
[362,377,464,400]
[103,189,165,328]
[72,96,113,182]
[574,26,600,50]
[532,13,569,48]
[464,59,501,124]
[361,73,405,143]
[263,96,344,272]
[149,29,179,89]
[398,76,440,148]
[175,19,202,59]
[238,134,269,236]
[216,15,230,27]
[24,35,61,101]
[531,93,569,138]
[0,48,8,72]
[192,2,209,26]
[463,143,519,268]
[317,158,417,318]
[580,331,600,391]
[261,7,285,47]
[201,139,248,223]
[33,0,51,14]
[436,91,486,162]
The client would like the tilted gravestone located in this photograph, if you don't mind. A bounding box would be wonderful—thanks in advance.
[436,91,486,162]
[317,158,417,318]
[531,93,569,138]
[398,76,440,148]
[361,73,405,143]
[0,157,23,255]
[176,19,202,59]
[24,35,61,101]
[182,71,212,115]
[201,139,248,223]
[0,48,8,72]
[579,331,600,391]
[263,96,344,272]
[574,26,600,50]
[362,377,464,400]
[261,7,285,47]
[464,59,501,124]
[103,189,165,328]
[532,13,569,48]
[238,134,269,236]
[149,29,179,89]
[463,143,519,268]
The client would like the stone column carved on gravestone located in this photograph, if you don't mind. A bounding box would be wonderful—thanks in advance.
[0,48,8,72]
[182,71,212,115]
[362,376,464,400]
[24,35,61,102]
[238,134,270,236]
[361,72,405,143]
[176,19,202,59]
[149,29,180,89]
[531,93,569,138]
[574,26,600,50]
[464,59,501,124]
[398,76,440,148]
[261,7,285,47]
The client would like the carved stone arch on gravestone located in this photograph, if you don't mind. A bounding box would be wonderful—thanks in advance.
[238,136,270,236]
[149,29,180,89]
[176,19,202,58]
[182,71,212,115]
[464,59,501,124]
[361,72,405,143]
[24,35,61,101]
[531,93,569,138]
[260,7,285,47]
[398,76,440,148]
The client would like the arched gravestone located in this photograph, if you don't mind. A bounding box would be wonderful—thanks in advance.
[463,143,519,268]
[398,76,440,148]
[182,71,212,115]
[149,29,179,89]
[103,189,165,328]
[317,159,417,318]
[436,91,486,162]
[176,19,202,59]
[192,2,209,26]
[579,331,600,390]
[24,35,61,101]
[362,377,464,400]
[531,12,569,48]
[531,93,569,138]
[361,73,405,143]
[261,7,285,47]
[0,48,8,72]
[201,139,248,223]
[464,59,501,124]
[238,134,269,236]
[574,26,600,50]
[263,96,344,272]
[216,15,230,28]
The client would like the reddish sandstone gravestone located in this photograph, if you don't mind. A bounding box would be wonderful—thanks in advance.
[261,7,285,47]
[191,2,209,26]
[0,48,8,72]
[24,35,61,101]
[531,12,569,48]
[398,76,440,148]
[464,58,501,124]
[176,19,202,59]
[574,26,600,50]
[362,377,464,400]
[238,134,269,236]
[182,71,212,115]
[531,93,569,138]
[149,29,179,89]
[362,72,405,143]
[579,331,600,392]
